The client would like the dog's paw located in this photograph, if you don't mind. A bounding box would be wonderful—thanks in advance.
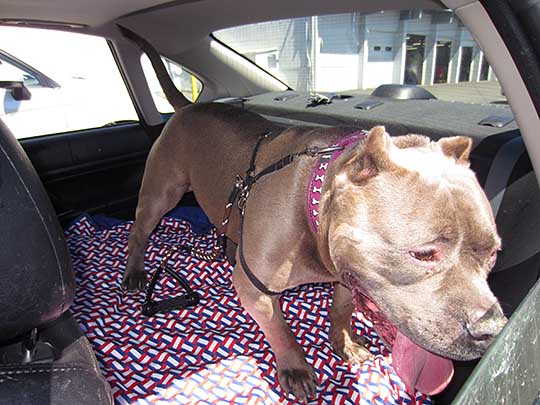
[122,271,147,292]
[279,367,318,403]
[332,333,372,364]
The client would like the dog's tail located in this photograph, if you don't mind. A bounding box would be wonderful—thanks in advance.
[118,25,191,111]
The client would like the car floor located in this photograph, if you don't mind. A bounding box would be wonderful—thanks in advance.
[66,208,431,405]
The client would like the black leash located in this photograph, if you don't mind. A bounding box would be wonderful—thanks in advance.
[142,130,347,315]
[231,131,346,296]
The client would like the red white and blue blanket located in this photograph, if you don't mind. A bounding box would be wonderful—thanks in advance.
[66,210,431,405]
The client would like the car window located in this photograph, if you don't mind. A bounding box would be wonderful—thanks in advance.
[214,10,504,105]
[141,54,203,113]
[0,26,138,139]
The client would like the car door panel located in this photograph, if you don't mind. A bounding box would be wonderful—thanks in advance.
[20,123,153,226]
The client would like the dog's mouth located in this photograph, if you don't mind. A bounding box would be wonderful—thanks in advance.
[342,271,454,395]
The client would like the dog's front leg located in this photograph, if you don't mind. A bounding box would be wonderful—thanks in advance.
[329,283,372,363]
[232,265,317,402]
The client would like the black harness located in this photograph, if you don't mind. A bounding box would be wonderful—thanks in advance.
[222,131,345,296]
[142,130,346,315]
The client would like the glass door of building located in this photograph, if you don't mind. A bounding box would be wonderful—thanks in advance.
[404,34,426,85]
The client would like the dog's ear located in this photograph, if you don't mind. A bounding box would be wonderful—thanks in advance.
[437,136,472,165]
[345,126,400,183]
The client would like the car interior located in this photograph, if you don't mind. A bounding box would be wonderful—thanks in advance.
[1,0,540,404]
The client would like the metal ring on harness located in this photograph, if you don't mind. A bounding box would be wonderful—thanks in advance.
[237,190,249,216]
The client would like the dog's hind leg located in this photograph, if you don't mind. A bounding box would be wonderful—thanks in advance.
[123,140,190,292]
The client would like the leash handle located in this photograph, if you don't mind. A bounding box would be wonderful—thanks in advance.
[142,292,200,316]
[142,257,200,316]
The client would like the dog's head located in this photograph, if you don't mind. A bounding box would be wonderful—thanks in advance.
[319,126,507,394]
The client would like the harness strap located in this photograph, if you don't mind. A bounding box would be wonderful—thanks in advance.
[233,132,345,296]
[247,131,271,175]
[251,152,299,183]
[238,215,280,296]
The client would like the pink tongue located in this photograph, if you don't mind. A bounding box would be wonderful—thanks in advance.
[392,330,454,395]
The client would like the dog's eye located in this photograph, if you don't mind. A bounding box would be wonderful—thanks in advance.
[409,249,439,262]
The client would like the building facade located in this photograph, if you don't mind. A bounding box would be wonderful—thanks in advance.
[216,10,495,92]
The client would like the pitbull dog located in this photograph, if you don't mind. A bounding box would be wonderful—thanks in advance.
[120,27,507,401]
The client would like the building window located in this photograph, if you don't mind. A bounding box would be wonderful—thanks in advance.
[459,46,473,82]
[434,40,452,84]
[480,54,490,81]
[404,34,426,85]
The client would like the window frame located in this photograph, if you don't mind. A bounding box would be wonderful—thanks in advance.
[0,27,143,139]
[210,33,291,92]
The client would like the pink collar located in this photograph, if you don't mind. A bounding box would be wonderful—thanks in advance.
[306,131,368,233]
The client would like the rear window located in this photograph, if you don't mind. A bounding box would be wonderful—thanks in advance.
[214,10,504,105]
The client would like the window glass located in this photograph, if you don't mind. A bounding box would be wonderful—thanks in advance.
[214,10,504,105]
[0,27,138,139]
[141,54,203,113]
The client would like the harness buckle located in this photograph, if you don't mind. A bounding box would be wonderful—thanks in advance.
[234,174,251,216]
[237,189,250,216]
[234,174,245,189]
[306,145,344,157]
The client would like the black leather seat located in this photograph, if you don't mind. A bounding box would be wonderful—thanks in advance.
[0,119,112,405]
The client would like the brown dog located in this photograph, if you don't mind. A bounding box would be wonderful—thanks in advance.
[120,27,507,401]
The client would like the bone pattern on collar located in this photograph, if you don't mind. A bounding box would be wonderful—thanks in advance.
[307,130,368,233]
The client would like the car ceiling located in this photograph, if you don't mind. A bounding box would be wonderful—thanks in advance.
[1,0,444,54]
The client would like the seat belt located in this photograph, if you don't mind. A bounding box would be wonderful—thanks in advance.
[483,136,526,218]
[482,135,540,273]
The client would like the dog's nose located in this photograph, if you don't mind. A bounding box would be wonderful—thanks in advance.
[465,304,507,341]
